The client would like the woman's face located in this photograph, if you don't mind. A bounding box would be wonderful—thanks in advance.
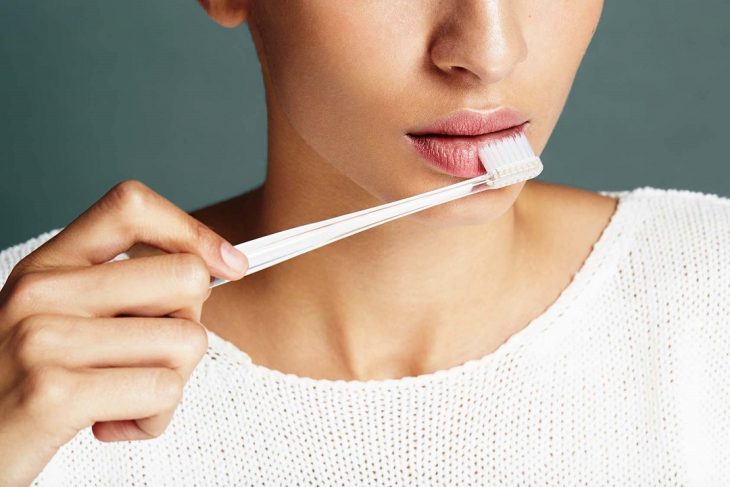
[242,0,603,225]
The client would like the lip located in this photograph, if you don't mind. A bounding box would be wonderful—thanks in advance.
[406,108,530,178]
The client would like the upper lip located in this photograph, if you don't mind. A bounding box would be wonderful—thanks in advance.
[407,108,529,137]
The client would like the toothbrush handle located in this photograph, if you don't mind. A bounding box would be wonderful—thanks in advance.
[210,156,542,287]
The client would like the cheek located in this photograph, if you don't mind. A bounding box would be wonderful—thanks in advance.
[256,4,426,186]
[515,0,603,154]
[252,0,602,222]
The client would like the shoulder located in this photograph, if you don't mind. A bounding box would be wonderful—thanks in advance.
[626,185,730,221]
[537,182,729,293]
[614,186,730,314]
[623,186,729,269]
[0,227,65,287]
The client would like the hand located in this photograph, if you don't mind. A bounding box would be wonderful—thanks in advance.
[0,180,248,486]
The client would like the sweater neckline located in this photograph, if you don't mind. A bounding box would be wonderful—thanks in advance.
[206,188,639,390]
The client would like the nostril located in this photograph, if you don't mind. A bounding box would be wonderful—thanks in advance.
[444,65,483,84]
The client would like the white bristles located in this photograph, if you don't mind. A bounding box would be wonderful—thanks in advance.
[477,131,535,174]
[475,130,543,189]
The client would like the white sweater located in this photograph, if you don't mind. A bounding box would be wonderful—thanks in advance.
[1,186,728,486]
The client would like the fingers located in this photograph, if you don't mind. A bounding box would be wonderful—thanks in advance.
[91,419,159,442]
[2,312,209,445]
[0,365,182,483]
[11,179,248,282]
[0,312,209,442]
[0,179,245,476]
[14,366,187,438]
[0,253,212,325]
[4,314,208,375]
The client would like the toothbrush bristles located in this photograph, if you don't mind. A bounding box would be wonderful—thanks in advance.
[477,131,535,174]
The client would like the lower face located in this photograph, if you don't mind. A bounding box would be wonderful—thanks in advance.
[247,1,604,226]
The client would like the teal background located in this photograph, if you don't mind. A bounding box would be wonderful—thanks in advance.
[1,1,728,249]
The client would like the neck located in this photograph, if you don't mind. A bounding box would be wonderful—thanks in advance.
[212,107,542,381]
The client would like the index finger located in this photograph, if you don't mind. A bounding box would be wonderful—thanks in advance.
[15,180,248,282]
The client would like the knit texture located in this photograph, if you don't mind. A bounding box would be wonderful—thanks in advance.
[1,186,728,486]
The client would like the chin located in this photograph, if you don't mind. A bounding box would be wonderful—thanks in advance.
[401,180,526,227]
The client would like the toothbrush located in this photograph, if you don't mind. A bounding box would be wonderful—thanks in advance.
[210,130,542,287]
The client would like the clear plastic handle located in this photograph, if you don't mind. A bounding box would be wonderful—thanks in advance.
[209,155,542,287]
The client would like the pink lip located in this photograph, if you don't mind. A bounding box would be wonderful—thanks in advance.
[406,108,530,178]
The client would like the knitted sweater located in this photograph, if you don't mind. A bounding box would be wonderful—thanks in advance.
[1,186,728,486]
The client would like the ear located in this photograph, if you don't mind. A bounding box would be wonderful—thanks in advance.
[197,0,250,28]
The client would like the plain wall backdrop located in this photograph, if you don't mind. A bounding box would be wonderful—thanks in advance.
[1,1,729,249]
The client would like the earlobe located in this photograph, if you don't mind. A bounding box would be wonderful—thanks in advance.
[196,0,249,28]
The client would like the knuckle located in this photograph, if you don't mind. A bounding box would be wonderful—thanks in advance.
[140,414,174,439]
[20,366,73,413]
[3,256,35,286]
[107,179,151,216]
[2,271,46,320]
[190,221,218,255]
[172,319,208,362]
[141,424,166,440]
[170,254,210,299]
[189,323,209,361]
[151,369,184,406]
[11,315,58,369]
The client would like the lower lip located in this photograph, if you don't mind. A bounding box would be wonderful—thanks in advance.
[406,122,528,178]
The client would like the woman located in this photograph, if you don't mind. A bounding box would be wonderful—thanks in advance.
[1,1,728,485]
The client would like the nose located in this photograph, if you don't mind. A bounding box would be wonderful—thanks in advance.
[429,0,527,84]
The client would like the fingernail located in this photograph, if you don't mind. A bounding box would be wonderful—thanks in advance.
[220,241,248,277]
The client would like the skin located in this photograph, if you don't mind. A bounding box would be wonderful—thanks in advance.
[0,180,250,485]
[194,0,615,381]
[0,1,615,483]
